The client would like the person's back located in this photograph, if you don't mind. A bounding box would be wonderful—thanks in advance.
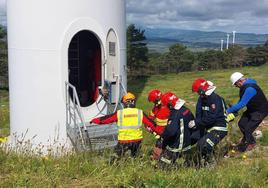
[117,107,143,143]
[161,106,195,151]
[153,105,170,134]
[196,92,227,130]
[152,93,197,167]
[239,78,268,113]
[90,92,156,158]
[228,72,268,152]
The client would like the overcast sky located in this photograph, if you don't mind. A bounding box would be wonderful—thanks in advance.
[0,0,6,26]
[1,0,268,34]
[126,0,268,34]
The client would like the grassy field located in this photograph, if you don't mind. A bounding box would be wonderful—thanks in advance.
[0,90,9,138]
[1,65,268,187]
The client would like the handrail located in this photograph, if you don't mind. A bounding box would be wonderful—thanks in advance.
[65,82,91,149]
[65,75,126,150]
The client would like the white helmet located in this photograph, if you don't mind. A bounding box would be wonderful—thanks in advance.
[230,72,244,85]
[205,80,216,96]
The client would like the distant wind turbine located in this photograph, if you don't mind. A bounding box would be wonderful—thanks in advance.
[232,31,236,45]
[220,39,224,51]
[226,34,230,49]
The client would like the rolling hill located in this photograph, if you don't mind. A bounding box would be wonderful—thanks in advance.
[145,28,268,53]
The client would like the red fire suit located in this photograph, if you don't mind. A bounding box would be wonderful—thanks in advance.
[153,105,170,135]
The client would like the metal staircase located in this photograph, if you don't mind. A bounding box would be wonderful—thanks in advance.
[65,78,126,152]
[65,82,91,151]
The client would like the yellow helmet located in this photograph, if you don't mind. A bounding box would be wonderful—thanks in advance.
[122,92,136,103]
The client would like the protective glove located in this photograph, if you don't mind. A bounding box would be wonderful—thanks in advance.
[226,113,235,122]
[90,118,101,124]
[0,137,8,143]
[188,120,196,129]
[153,132,160,139]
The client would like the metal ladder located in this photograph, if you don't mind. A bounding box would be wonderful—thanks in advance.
[68,35,80,90]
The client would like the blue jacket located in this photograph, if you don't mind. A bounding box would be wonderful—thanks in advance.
[227,79,257,113]
[195,92,227,129]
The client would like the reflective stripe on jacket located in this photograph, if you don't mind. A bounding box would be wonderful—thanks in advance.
[155,117,168,126]
[155,106,170,127]
[117,108,143,141]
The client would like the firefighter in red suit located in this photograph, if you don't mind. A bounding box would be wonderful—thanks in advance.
[148,89,162,120]
[90,92,156,158]
[147,89,171,135]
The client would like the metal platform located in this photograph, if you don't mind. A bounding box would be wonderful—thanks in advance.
[65,81,125,152]
[67,122,118,151]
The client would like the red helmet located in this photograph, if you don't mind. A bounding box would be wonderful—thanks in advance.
[148,89,162,103]
[192,78,209,95]
[161,92,179,108]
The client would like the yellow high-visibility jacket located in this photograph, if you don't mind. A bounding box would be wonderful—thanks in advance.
[117,108,143,142]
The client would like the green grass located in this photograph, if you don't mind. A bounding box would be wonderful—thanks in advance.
[1,148,268,187]
[260,130,268,146]
[0,90,9,137]
[1,64,268,187]
[131,64,268,115]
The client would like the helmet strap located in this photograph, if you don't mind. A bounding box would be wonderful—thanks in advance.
[198,87,206,95]
[167,103,173,110]
[154,99,161,106]
[124,100,136,108]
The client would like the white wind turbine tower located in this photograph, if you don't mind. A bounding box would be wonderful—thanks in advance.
[232,31,236,45]
[226,33,230,49]
[220,39,224,51]
[7,0,127,153]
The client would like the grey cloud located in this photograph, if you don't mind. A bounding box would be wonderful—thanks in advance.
[126,0,268,33]
[0,0,267,33]
[0,0,6,26]
[0,0,5,11]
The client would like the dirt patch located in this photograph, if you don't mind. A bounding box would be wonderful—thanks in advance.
[261,119,268,128]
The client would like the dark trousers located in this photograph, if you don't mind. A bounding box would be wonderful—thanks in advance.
[114,141,141,158]
[197,129,227,159]
[159,149,181,166]
[238,111,268,144]
[159,147,194,168]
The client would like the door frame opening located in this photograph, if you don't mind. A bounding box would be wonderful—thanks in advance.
[68,30,102,107]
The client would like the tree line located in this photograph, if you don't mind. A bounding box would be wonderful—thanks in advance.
[127,24,268,75]
[1,24,268,87]
[0,25,8,88]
